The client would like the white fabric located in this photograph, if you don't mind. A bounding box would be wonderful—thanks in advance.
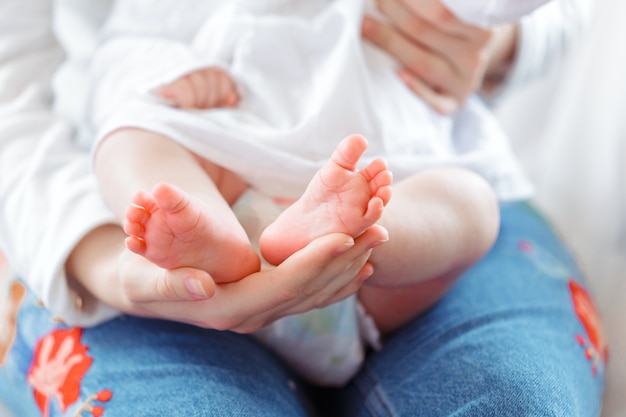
[234,189,382,386]
[0,0,119,326]
[0,0,588,327]
[88,0,533,202]
[443,0,550,27]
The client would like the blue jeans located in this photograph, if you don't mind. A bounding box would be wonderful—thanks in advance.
[0,202,606,416]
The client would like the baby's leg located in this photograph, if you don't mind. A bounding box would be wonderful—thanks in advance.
[358,168,500,335]
[95,127,259,283]
[259,134,392,266]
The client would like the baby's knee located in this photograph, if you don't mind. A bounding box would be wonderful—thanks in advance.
[433,168,500,258]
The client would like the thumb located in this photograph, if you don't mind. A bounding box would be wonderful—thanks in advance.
[119,250,216,303]
[153,266,216,301]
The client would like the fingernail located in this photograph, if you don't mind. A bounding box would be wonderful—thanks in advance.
[368,238,388,249]
[397,70,410,84]
[361,16,377,36]
[368,228,389,249]
[185,277,209,299]
[333,238,355,256]
[225,93,238,107]
[358,264,374,283]
[152,85,169,98]
[438,98,459,115]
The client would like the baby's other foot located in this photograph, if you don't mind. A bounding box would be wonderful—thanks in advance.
[260,134,392,265]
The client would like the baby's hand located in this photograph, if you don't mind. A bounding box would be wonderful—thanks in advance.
[155,67,239,109]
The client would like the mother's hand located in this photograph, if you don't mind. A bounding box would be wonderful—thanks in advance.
[362,0,514,113]
[111,225,388,333]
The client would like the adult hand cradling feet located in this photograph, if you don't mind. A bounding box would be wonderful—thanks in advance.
[66,223,387,333]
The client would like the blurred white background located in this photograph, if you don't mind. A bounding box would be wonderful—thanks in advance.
[495,0,626,415]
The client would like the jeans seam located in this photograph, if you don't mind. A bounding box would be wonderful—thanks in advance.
[355,364,395,417]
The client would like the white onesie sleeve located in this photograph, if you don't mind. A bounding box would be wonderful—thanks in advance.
[89,0,227,143]
[0,0,119,326]
[442,0,593,96]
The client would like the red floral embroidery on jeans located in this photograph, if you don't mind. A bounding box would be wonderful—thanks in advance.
[27,328,93,416]
[569,280,608,375]
[74,389,114,417]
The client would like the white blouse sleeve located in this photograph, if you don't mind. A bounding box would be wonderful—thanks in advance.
[0,0,119,326]
[492,0,595,99]
[442,0,594,101]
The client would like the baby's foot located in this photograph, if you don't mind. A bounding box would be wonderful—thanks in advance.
[260,134,392,266]
[155,67,239,109]
[124,183,259,283]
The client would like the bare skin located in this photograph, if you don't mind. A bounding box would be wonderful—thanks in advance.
[96,59,500,337]
[96,126,260,284]
[123,134,392,278]
[359,168,500,333]
[65,224,388,333]
[155,67,240,109]
[260,134,392,265]
[96,68,392,285]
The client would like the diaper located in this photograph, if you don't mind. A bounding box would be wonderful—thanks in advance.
[233,189,381,387]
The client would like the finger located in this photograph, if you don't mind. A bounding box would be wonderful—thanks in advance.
[397,70,460,114]
[153,83,180,106]
[205,69,229,108]
[119,251,215,303]
[179,77,199,108]
[278,226,388,312]
[211,232,369,327]
[213,70,239,107]
[302,225,388,298]
[163,77,196,108]
[367,6,485,81]
[376,0,459,42]
[312,254,375,310]
[323,261,375,307]
[231,249,376,332]
[157,266,216,300]
[383,0,476,38]
[267,233,363,305]
[362,16,459,94]
[202,70,216,108]
[187,70,210,108]
[195,231,388,332]
[408,0,492,43]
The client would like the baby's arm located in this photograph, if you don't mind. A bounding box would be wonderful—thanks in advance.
[154,68,239,109]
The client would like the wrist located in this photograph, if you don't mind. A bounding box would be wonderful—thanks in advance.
[65,224,125,308]
[482,24,518,93]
